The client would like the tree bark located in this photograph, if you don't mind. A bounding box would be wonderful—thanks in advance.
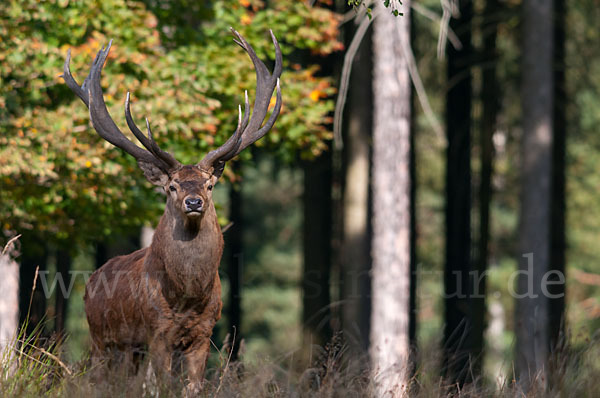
[227,179,243,360]
[516,0,554,389]
[340,13,373,351]
[19,239,48,337]
[443,0,473,387]
[302,151,333,348]
[472,0,500,376]
[0,238,20,357]
[140,226,155,249]
[54,248,71,338]
[549,0,566,353]
[94,241,107,270]
[370,2,412,394]
[408,8,418,366]
[301,0,339,349]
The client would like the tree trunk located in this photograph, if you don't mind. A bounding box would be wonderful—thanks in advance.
[19,239,48,337]
[472,0,499,376]
[0,238,20,357]
[54,248,72,338]
[516,0,554,389]
[302,151,333,348]
[301,0,339,349]
[340,13,373,351]
[227,179,243,360]
[549,0,566,353]
[94,242,107,270]
[370,2,412,394]
[140,226,155,249]
[443,0,473,387]
[408,9,418,367]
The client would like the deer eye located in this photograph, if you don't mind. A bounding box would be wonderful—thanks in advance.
[169,185,176,192]
[207,184,213,191]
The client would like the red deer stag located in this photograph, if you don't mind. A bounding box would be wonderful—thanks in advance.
[62,29,281,389]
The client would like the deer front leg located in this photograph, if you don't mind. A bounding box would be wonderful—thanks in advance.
[182,337,212,396]
[149,335,173,382]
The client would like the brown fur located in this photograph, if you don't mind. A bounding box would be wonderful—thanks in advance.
[84,165,223,389]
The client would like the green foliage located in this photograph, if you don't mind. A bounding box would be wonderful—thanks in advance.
[0,0,340,248]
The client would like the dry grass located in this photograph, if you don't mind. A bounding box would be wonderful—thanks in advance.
[2,329,600,397]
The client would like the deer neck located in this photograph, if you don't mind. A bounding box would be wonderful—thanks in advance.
[148,201,223,296]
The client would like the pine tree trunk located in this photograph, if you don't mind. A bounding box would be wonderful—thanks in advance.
[301,0,338,346]
[472,0,499,376]
[227,179,243,360]
[516,0,554,389]
[302,151,333,347]
[94,242,107,269]
[19,240,48,336]
[341,14,372,351]
[140,226,155,249]
[54,248,71,338]
[549,0,566,353]
[370,2,412,394]
[408,9,418,366]
[443,0,473,386]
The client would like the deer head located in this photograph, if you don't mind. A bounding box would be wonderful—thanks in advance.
[62,29,282,221]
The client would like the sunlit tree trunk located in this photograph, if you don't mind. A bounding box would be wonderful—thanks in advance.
[140,226,155,248]
[370,2,412,394]
[0,238,19,358]
[516,0,554,390]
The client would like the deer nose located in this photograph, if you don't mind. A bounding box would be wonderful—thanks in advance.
[185,197,203,211]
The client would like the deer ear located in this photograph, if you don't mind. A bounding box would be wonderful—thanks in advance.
[212,161,226,180]
[138,161,169,186]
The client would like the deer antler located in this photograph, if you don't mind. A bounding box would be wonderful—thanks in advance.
[198,28,283,175]
[62,41,181,173]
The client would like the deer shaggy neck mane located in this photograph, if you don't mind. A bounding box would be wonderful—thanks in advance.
[151,198,223,300]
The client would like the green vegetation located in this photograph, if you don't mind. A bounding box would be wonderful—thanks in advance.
[0,0,338,245]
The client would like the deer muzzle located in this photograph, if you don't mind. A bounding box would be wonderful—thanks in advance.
[184,197,204,214]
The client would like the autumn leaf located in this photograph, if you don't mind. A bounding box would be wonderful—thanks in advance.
[309,89,322,102]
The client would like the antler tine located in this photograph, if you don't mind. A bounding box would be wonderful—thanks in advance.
[125,93,181,169]
[220,90,251,161]
[63,49,88,106]
[206,105,244,178]
[198,29,283,173]
[232,28,283,155]
[198,97,247,170]
[200,89,251,169]
[63,42,177,173]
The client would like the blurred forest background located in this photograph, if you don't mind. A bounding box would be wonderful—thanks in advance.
[1,0,600,394]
